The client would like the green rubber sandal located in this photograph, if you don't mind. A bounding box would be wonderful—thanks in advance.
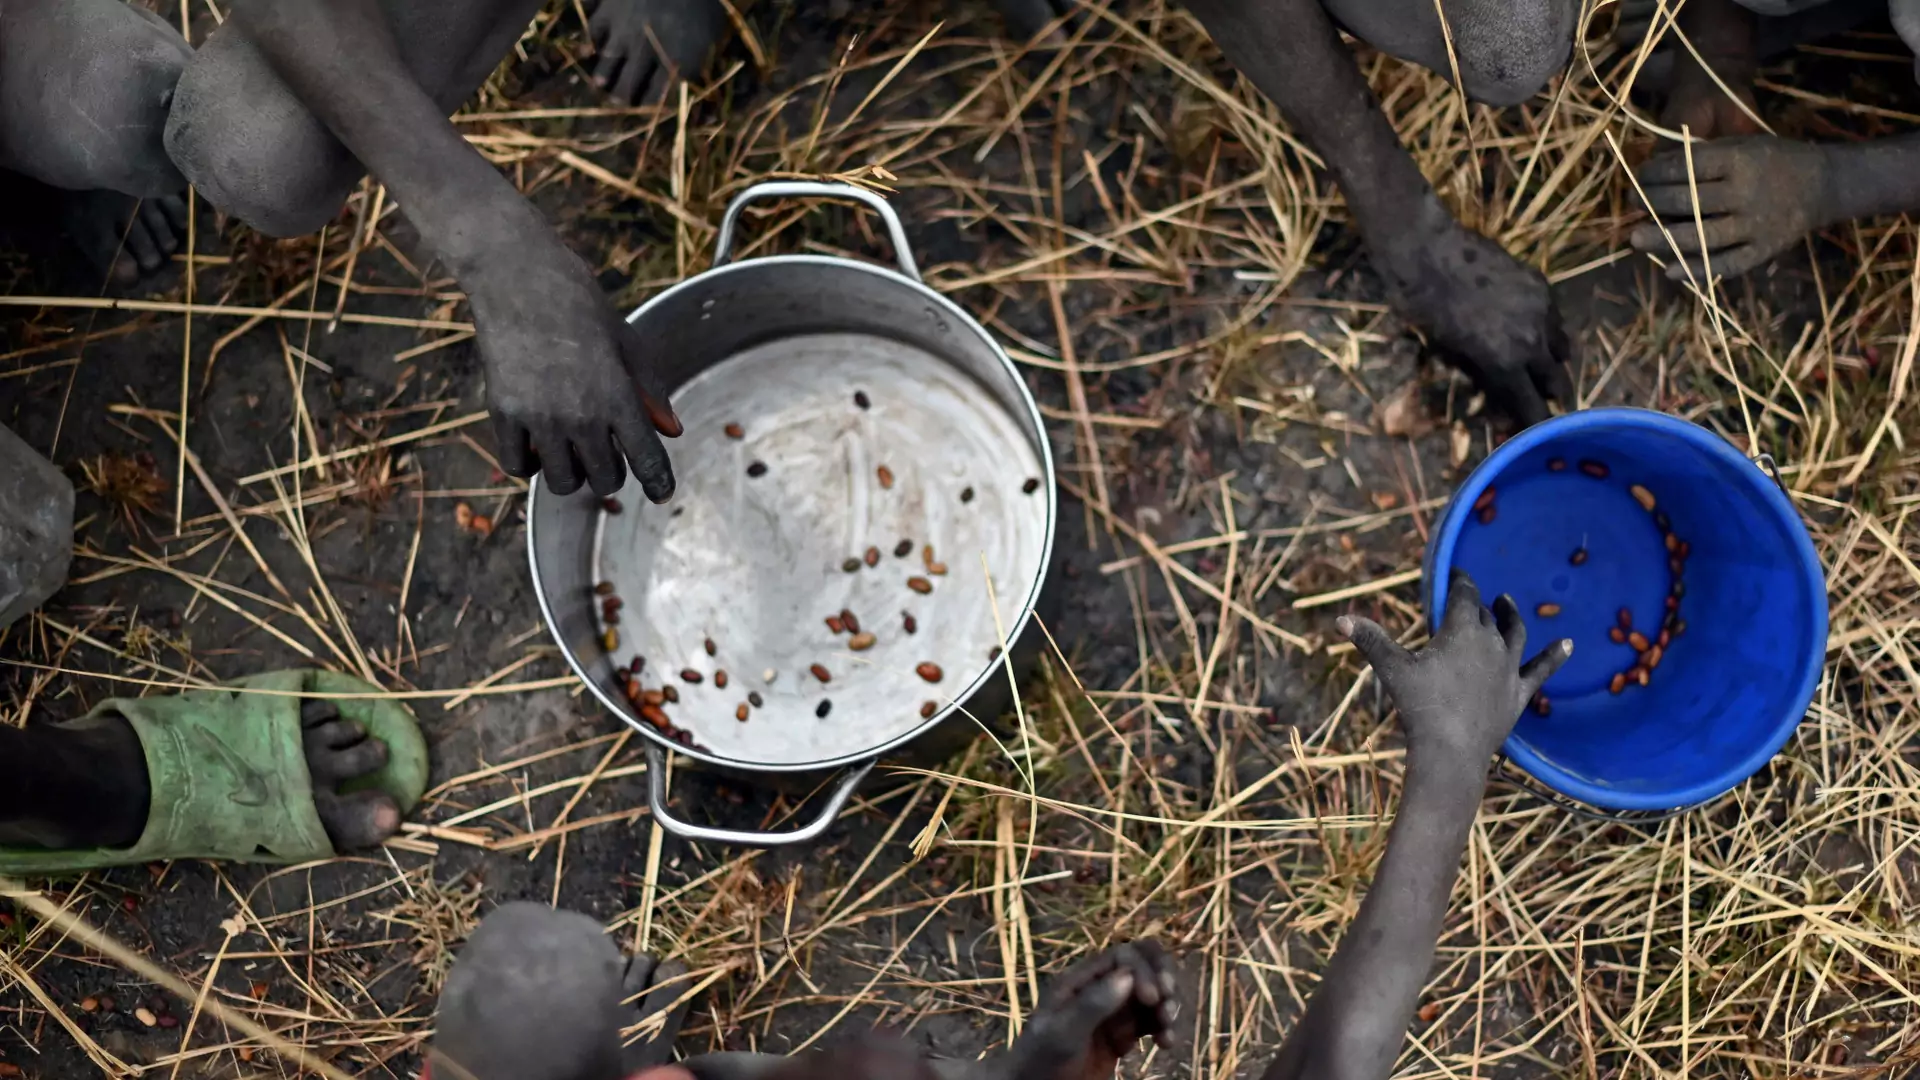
[0,670,428,875]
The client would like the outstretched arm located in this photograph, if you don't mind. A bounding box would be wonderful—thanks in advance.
[226,0,681,499]
[1262,571,1570,1080]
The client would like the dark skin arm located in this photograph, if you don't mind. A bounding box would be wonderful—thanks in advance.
[1176,0,1571,426]
[1261,571,1570,1080]
[227,0,681,500]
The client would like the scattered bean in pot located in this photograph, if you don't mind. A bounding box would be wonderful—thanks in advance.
[640,704,671,730]
[1630,485,1657,512]
[810,663,831,683]
[923,545,947,576]
[864,546,881,567]
[602,609,619,625]
[602,629,620,652]
[1670,557,1685,575]
[849,632,876,651]
[1665,594,1680,611]
[725,422,745,439]
[854,390,870,409]
[1609,627,1627,644]
[840,609,860,634]
[1658,629,1671,648]
[907,577,933,594]
[1472,488,1496,512]
[714,670,729,689]
[894,539,913,558]
[1634,666,1651,687]
[1655,511,1672,532]
[916,662,944,683]
[1645,644,1664,669]
[1665,533,1679,553]
[603,498,623,513]
[989,646,1002,661]
[747,461,768,477]
[641,689,665,707]
[902,612,917,634]
[1547,458,1567,472]
[1617,607,1633,629]
[842,558,861,573]
[748,691,764,708]
[920,701,938,719]
[630,656,645,675]
[595,581,615,596]
[704,637,716,656]
[1023,477,1040,494]
[1531,694,1551,717]
[960,486,974,503]
[662,685,679,703]
[1609,673,1627,694]
[1570,548,1588,566]
[1628,631,1650,652]
[762,668,777,683]
[1674,619,1687,636]
[736,703,750,722]
[1578,460,1609,479]
[826,615,846,634]
[1476,505,1497,525]
[816,699,832,718]
[1536,602,1561,617]
[877,465,895,489]
[680,668,702,683]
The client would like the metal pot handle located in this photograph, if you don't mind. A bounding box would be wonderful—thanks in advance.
[645,743,877,847]
[710,181,921,281]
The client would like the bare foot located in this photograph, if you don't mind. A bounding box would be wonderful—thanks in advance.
[0,0,190,197]
[583,0,727,103]
[1005,941,1181,1080]
[1631,135,1830,280]
[59,189,190,286]
[1659,51,1763,139]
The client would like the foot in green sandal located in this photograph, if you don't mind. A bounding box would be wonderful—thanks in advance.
[0,669,428,874]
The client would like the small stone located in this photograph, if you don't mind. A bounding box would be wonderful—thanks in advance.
[762,669,777,683]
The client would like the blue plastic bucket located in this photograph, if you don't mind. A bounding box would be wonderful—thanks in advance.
[1422,408,1827,814]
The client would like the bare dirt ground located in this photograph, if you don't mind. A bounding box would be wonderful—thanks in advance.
[3,1,1919,1078]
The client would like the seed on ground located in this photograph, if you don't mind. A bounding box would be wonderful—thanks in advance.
[864,546,880,567]
[662,685,679,703]
[840,609,860,633]
[902,612,917,634]
[748,691,764,707]
[714,670,728,689]
[810,663,831,683]
[595,581,615,595]
[1609,673,1627,694]
[960,486,974,503]
[1532,694,1552,717]
[907,576,933,594]
[842,557,862,573]
[601,628,620,652]
[1472,487,1496,512]
[1476,505,1497,525]
[854,390,870,409]
[1617,607,1633,628]
[1628,631,1649,651]
[1609,626,1626,644]
[877,465,895,489]
[703,637,716,656]
[736,703,750,722]
[849,632,876,651]
[916,662,944,683]
[920,700,938,719]
[1578,459,1609,478]
[894,539,913,558]
[816,699,832,718]
[680,668,702,683]
[1547,458,1567,472]
[1023,477,1040,494]
[603,497,623,513]
[826,615,846,634]
[1630,484,1657,512]
[724,422,745,439]
[1536,602,1561,617]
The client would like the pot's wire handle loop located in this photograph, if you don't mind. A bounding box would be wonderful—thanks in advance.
[644,744,876,847]
[711,181,921,281]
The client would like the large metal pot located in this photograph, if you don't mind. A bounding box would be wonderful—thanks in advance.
[528,181,1059,847]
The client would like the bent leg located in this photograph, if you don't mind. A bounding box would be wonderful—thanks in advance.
[164,0,545,238]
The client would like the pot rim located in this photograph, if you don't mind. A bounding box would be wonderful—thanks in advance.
[528,252,1058,774]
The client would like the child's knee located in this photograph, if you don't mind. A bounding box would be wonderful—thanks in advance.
[1446,8,1576,106]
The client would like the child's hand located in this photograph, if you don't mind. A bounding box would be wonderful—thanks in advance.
[1338,569,1572,766]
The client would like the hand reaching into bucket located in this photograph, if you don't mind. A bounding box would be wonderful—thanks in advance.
[1338,569,1572,768]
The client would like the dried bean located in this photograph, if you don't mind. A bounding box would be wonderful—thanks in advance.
[1472,487,1496,512]
[762,669,777,683]
[1674,619,1687,636]
[842,558,862,573]
[1609,627,1627,644]
[826,615,846,634]
[989,646,1003,661]
[602,610,619,625]
[1617,608,1633,629]
[640,704,671,731]
[920,700,938,719]
[747,461,768,477]
[849,632,876,651]
[662,686,679,703]
[1630,484,1656,512]
[840,609,860,633]
[877,465,895,489]
[680,668,702,683]
[1678,540,1690,558]
[1547,458,1567,472]
[1609,673,1627,694]
[1669,557,1685,575]
[1671,580,1685,599]
[916,662,944,683]
[894,539,913,558]
[865,546,881,567]
[854,390,871,409]
[902,613,917,634]
[1658,629,1671,648]
[748,691,764,708]
[704,637,716,656]
[1665,594,1680,611]
[1628,631,1650,651]
[641,689,665,707]
[1646,644,1664,669]
[602,596,624,612]
[595,581,615,596]
[714,670,728,689]
[674,731,694,747]
[736,703,750,721]
[1536,602,1561,617]
[1570,548,1588,565]
[630,656,646,674]
[724,422,745,439]
[810,663,831,683]
[1634,666,1650,687]
[603,497,624,513]
[960,486,974,503]
[1665,533,1679,553]
[907,576,933,594]
[1532,694,1552,717]
[1577,459,1609,478]
[1023,477,1040,494]
[602,628,620,652]
[1477,505,1497,525]
[816,699,832,718]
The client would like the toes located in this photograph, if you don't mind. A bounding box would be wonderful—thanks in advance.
[613,48,656,104]
[624,957,692,1070]
[300,699,342,729]
[123,216,163,272]
[314,789,400,851]
[591,42,627,88]
[303,717,391,783]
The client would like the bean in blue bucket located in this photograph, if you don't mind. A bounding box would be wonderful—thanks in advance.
[1422,408,1827,813]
